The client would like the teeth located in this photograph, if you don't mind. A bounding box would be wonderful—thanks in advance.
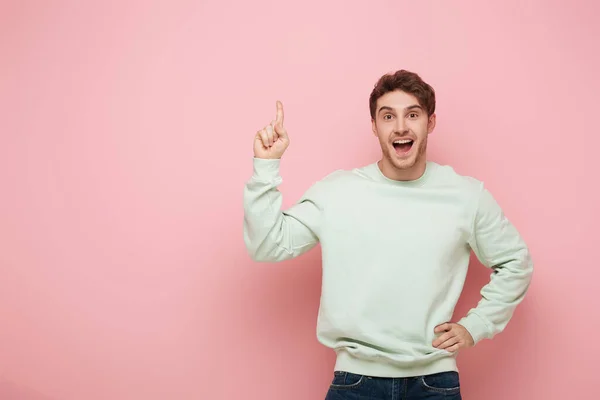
[394,139,413,144]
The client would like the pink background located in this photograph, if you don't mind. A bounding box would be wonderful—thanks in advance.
[1,1,598,399]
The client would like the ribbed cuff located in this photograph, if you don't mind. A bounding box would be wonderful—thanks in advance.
[252,157,281,181]
[457,312,491,345]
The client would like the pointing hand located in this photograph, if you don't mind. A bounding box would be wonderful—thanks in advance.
[254,100,290,159]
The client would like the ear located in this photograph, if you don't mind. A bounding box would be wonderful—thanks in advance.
[427,113,436,134]
[371,118,378,137]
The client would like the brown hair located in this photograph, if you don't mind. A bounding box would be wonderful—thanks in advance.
[369,70,436,119]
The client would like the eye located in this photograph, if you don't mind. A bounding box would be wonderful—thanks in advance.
[383,114,394,120]
[408,112,419,119]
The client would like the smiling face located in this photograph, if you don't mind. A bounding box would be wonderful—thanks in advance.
[372,90,436,181]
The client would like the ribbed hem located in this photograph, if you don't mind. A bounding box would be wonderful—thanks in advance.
[251,157,281,180]
[457,312,491,345]
[334,350,458,378]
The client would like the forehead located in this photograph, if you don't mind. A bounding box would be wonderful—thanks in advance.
[376,90,420,110]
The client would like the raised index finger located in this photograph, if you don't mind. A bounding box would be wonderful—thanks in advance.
[276,100,284,125]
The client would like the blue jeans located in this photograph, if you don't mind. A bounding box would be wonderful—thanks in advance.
[325,370,462,399]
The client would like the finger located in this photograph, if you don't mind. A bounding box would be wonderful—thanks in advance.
[445,343,461,352]
[434,323,452,334]
[432,331,455,347]
[436,335,460,350]
[276,100,284,126]
[257,129,270,148]
[274,120,288,139]
[265,124,274,146]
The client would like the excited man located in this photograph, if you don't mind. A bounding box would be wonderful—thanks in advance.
[243,69,533,399]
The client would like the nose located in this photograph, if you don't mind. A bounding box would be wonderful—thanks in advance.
[394,117,407,133]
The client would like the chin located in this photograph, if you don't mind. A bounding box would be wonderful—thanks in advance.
[387,146,419,169]
[391,156,418,170]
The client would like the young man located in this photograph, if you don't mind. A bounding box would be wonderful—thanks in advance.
[243,70,533,399]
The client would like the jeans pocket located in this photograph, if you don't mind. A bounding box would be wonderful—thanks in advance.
[330,371,368,390]
[420,371,460,395]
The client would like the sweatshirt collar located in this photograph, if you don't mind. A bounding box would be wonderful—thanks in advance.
[369,160,436,187]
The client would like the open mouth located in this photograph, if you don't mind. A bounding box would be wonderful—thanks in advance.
[392,139,414,155]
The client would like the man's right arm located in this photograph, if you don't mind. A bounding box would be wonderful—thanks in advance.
[243,158,322,262]
[243,100,322,262]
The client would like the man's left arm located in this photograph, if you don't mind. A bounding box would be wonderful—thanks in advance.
[456,184,534,345]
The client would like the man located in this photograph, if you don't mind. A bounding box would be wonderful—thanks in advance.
[243,70,533,399]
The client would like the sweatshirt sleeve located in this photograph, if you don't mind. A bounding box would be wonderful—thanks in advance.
[243,158,325,262]
[458,185,534,345]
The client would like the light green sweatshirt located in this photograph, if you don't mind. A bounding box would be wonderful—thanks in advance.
[243,158,533,378]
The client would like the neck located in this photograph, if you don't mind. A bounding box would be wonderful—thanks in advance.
[377,158,427,181]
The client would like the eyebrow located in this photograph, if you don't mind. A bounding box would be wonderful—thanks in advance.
[377,104,424,114]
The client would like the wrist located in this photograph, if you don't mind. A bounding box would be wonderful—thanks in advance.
[251,157,281,180]
[457,313,491,345]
